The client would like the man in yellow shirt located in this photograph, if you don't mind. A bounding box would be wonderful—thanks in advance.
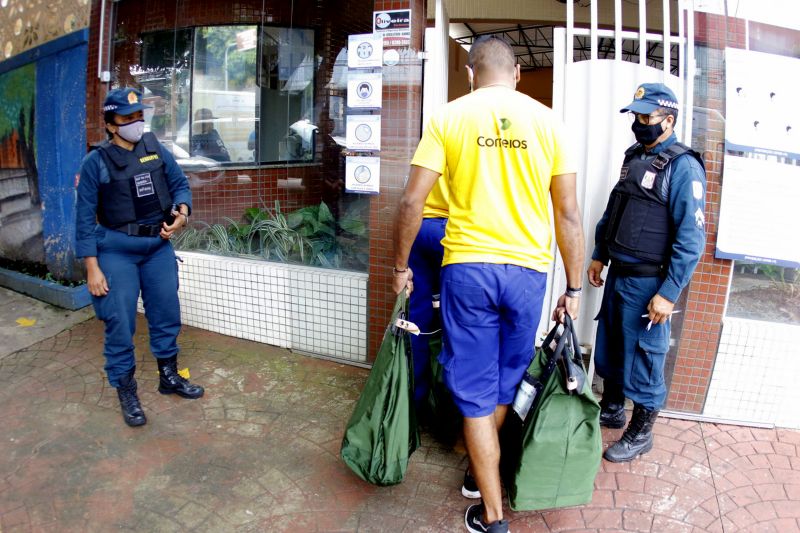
[393,36,585,533]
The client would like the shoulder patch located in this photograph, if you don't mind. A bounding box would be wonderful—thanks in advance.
[692,180,703,199]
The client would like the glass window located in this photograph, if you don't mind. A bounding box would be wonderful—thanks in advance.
[120,17,369,272]
[257,27,317,163]
[137,29,192,158]
[192,25,258,164]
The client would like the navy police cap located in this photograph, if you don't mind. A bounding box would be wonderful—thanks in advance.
[102,87,152,115]
[620,83,679,115]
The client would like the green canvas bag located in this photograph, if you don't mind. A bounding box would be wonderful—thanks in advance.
[340,293,420,486]
[501,315,602,511]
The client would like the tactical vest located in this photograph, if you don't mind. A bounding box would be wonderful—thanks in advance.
[96,132,173,229]
[604,142,704,264]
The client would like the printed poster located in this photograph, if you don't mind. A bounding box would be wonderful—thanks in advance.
[347,71,382,109]
[346,115,381,151]
[373,9,411,48]
[715,48,800,267]
[716,155,800,268]
[347,34,383,69]
[345,156,380,194]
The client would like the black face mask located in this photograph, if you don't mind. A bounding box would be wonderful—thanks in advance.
[631,119,665,146]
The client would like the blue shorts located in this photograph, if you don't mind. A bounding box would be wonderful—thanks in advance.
[439,263,547,418]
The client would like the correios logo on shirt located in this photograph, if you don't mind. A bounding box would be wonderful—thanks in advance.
[476,117,528,149]
[477,118,528,150]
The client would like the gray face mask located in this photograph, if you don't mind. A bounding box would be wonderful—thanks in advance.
[116,120,145,143]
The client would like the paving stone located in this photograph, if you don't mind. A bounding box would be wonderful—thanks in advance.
[3,316,800,532]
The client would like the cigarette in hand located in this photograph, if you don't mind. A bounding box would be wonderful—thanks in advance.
[641,310,682,331]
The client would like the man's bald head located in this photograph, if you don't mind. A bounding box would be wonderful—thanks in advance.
[468,36,516,76]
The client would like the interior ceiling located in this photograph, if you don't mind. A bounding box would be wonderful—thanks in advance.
[449,22,679,73]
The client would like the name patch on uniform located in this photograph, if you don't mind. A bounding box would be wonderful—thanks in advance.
[641,170,656,189]
[692,180,704,199]
[619,167,629,181]
[140,154,159,163]
[134,173,155,197]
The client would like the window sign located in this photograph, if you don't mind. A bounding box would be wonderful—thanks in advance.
[347,71,382,109]
[373,9,411,48]
[348,34,383,69]
[346,115,381,151]
[346,156,380,194]
[716,48,800,268]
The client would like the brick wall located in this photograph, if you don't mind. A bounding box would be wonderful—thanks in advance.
[366,0,425,360]
[665,12,745,413]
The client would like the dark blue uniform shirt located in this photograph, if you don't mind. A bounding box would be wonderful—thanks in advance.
[592,133,706,303]
[75,142,193,258]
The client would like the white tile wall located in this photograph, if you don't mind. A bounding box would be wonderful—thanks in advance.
[138,251,369,363]
[704,317,800,429]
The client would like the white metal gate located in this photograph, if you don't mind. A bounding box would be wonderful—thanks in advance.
[547,0,698,360]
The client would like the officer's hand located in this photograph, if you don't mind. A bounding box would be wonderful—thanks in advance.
[392,267,413,296]
[87,266,109,297]
[647,294,674,325]
[552,293,580,323]
[160,210,187,240]
[587,260,605,287]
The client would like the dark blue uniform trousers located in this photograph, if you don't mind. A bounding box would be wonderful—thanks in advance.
[92,227,181,387]
[593,269,671,411]
[407,217,447,406]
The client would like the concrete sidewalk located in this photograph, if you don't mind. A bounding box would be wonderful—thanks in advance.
[1,310,800,532]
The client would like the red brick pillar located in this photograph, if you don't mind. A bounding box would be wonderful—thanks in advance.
[666,13,746,412]
[86,0,114,147]
[366,0,426,362]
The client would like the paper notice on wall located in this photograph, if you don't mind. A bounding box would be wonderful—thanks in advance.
[725,48,800,159]
[373,9,411,48]
[346,115,381,151]
[347,71,382,109]
[345,156,380,194]
[716,155,800,268]
[348,34,383,69]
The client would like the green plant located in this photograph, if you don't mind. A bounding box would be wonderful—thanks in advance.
[173,200,369,271]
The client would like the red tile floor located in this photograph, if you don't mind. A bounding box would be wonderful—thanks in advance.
[1,317,799,532]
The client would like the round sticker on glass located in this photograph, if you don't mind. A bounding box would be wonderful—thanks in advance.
[383,49,400,66]
[354,165,372,183]
[357,42,373,59]
[355,124,373,142]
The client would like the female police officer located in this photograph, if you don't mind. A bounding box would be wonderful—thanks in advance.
[76,88,204,427]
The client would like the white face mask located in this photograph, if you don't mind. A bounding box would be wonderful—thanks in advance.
[116,120,145,143]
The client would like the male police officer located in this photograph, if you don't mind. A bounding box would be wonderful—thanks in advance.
[589,83,706,462]
[76,88,204,427]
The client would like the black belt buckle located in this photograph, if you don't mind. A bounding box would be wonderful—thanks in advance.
[125,223,161,237]
[613,261,666,278]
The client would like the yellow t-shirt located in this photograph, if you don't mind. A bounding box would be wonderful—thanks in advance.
[422,173,449,219]
[410,86,576,271]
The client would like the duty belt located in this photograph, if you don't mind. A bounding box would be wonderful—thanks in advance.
[115,222,162,237]
[611,261,667,278]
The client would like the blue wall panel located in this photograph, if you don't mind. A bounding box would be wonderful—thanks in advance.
[34,33,88,279]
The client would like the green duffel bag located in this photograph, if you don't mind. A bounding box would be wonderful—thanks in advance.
[340,292,420,486]
[501,315,602,511]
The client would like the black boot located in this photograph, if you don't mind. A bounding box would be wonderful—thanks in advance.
[599,384,626,429]
[603,403,659,463]
[116,371,147,427]
[157,355,204,399]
